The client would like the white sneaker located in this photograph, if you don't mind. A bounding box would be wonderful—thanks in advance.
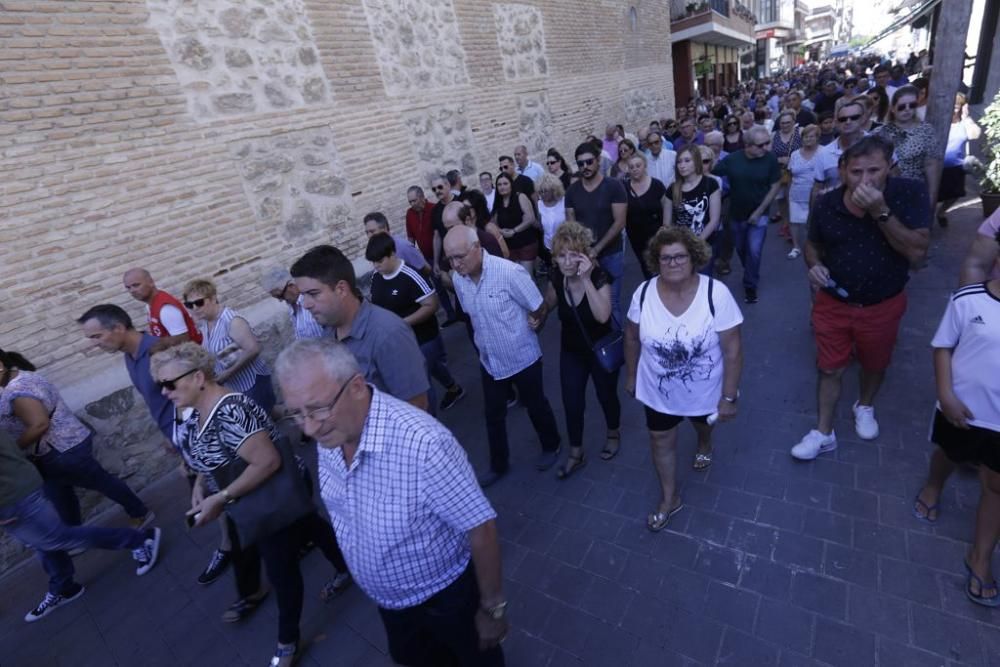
[24,586,85,622]
[132,527,161,576]
[853,402,879,440]
[787,248,801,259]
[791,429,837,460]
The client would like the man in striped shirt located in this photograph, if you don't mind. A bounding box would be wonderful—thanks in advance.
[444,226,562,487]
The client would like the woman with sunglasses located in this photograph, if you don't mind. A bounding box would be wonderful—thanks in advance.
[875,85,942,208]
[721,114,743,153]
[182,279,275,414]
[663,119,681,144]
[546,148,574,190]
[153,342,347,667]
[0,349,152,530]
[610,139,637,183]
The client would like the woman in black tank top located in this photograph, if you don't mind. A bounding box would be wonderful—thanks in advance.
[492,172,538,274]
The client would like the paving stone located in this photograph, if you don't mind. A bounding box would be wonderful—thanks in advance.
[783,478,832,510]
[791,571,848,620]
[581,510,626,543]
[728,519,780,558]
[659,564,710,613]
[744,471,788,499]
[739,556,794,601]
[910,604,985,665]
[704,580,761,633]
[715,487,762,520]
[547,528,593,568]
[627,639,690,667]
[692,542,743,584]
[706,462,747,489]
[581,481,624,513]
[823,542,878,588]
[802,508,853,545]
[830,486,880,521]
[812,619,877,667]
[580,540,629,581]
[808,458,856,488]
[718,627,779,666]
[757,497,807,531]
[755,597,815,654]
[846,584,911,644]
[877,637,949,667]
[617,552,665,594]
[577,575,634,626]
[682,479,722,509]
[682,508,733,544]
[514,518,560,553]
[879,556,943,607]
[937,571,1000,625]
[538,603,607,659]
[661,604,726,663]
[773,530,826,571]
[905,531,968,572]
[853,518,908,559]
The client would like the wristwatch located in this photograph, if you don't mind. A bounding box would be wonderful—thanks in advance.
[221,488,236,504]
[481,600,508,620]
[722,390,740,403]
[876,209,891,224]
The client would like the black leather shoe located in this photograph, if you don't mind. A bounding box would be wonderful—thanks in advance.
[478,469,507,488]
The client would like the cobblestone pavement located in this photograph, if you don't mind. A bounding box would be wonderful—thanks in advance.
[2,199,998,666]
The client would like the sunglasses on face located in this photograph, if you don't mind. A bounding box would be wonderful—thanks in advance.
[837,113,862,122]
[432,185,445,191]
[157,367,198,392]
[546,160,558,165]
[702,158,712,164]
[896,102,917,111]
[575,158,596,167]
[753,141,771,148]
[183,298,206,309]
[726,122,738,127]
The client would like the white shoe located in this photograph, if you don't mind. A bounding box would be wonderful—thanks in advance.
[133,527,161,576]
[791,429,837,460]
[853,402,879,440]
[787,248,801,259]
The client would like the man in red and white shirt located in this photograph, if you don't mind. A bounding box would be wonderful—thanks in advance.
[123,268,201,346]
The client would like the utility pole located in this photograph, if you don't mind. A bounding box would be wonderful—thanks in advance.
[924,0,973,205]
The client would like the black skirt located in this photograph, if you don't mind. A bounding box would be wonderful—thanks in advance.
[938,165,966,202]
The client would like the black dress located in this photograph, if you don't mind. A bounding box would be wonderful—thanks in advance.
[494,194,535,251]
[625,177,668,278]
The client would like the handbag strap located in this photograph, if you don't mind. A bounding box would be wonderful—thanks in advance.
[564,279,597,351]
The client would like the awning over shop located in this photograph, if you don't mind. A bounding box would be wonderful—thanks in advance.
[864,0,943,48]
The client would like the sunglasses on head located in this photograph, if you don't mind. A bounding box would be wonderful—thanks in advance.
[157,367,198,392]
[896,102,917,110]
[837,113,862,122]
[575,158,596,167]
[183,298,206,309]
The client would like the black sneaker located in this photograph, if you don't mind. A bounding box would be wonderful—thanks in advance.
[744,288,758,304]
[198,548,231,585]
[132,527,161,576]
[24,585,85,623]
[439,385,466,411]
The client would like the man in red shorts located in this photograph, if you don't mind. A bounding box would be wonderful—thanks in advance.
[792,135,930,460]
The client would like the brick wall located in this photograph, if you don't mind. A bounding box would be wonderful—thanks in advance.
[0,0,674,570]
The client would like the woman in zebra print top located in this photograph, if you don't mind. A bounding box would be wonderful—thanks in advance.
[182,278,275,414]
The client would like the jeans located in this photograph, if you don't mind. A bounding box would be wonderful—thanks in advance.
[0,488,146,595]
[420,335,457,415]
[378,564,504,667]
[729,215,769,290]
[598,250,625,326]
[559,346,621,449]
[481,359,561,473]
[432,274,457,320]
[33,436,148,526]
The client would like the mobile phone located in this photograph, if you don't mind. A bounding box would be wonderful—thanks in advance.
[185,512,201,529]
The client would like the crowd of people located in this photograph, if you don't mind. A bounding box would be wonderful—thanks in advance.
[2,54,999,667]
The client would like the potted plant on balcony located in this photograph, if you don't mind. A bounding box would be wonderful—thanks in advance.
[980,89,1000,218]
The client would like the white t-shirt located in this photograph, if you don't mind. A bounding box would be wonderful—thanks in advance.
[147,303,188,336]
[930,283,1000,432]
[538,198,566,250]
[627,275,743,416]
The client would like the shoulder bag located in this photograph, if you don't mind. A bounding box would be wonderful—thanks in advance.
[565,279,624,374]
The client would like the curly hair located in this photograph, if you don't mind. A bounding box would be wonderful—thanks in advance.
[644,226,712,274]
[182,278,217,301]
[536,173,565,201]
[150,341,216,381]
[550,221,595,258]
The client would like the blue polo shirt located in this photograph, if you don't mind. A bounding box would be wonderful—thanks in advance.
[808,177,930,305]
[126,333,175,442]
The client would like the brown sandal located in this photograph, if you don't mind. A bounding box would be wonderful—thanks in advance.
[557,453,586,479]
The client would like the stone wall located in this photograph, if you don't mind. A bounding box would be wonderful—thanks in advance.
[0,0,674,570]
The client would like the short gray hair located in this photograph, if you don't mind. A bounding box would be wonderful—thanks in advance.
[746,125,770,144]
[261,266,292,294]
[150,342,216,380]
[275,338,361,386]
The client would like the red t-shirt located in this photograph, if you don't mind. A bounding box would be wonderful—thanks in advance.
[149,290,202,344]
[406,202,435,262]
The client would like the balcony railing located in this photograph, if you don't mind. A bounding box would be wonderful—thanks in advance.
[671,1,757,24]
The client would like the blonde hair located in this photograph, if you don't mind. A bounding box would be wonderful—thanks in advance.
[550,221,595,258]
[671,145,704,203]
[182,278,217,301]
[536,173,565,201]
[150,341,216,381]
[800,123,820,139]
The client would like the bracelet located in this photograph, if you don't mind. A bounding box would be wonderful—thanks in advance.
[221,488,236,504]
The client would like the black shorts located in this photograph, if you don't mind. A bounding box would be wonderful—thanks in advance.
[931,410,1000,474]
[644,406,710,431]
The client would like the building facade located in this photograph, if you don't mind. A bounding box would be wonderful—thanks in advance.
[0,0,676,569]
[749,0,808,76]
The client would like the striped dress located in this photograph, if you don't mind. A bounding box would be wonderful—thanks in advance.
[200,307,270,394]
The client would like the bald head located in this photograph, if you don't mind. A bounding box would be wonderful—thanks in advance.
[514,145,529,168]
[442,201,466,230]
[123,268,156,303]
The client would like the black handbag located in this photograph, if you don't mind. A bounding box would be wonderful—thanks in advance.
[210,433,315,547]
[565,281,624,374]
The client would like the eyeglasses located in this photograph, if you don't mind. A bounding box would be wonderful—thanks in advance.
[157,368,198,392]
[837,113,862,122]
[658,253,690,266]
[896,102,917,111]
[753,141,771,148]
[183,298,206,309]
[446,246,476,264]
[283,374,359,426]
[575,158,596,167]
[546,160,558,165]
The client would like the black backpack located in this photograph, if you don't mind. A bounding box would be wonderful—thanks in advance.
[639,276,715,316]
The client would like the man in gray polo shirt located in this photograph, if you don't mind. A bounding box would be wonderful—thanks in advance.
[290,244,430,411]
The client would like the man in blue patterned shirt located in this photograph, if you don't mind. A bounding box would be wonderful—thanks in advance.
[275,338,508,667]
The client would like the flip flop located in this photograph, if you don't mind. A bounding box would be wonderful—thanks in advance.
[912,495,939,524]
[964,560,1000,607]
[693,451,713,470]
[600,433,621,461]
[646,502,684,533]
[556,454,586,480]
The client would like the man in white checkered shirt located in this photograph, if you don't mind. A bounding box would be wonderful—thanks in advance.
[275,338,508,667]
[443,226,563,488]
